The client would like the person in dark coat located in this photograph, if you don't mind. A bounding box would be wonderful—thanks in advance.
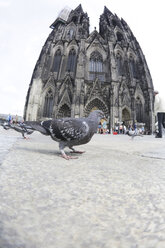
[154,90,165,138]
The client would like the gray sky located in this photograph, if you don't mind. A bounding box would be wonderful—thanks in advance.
[0,0,165,116]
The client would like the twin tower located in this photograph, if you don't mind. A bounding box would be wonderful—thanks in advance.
[24,4,155,132]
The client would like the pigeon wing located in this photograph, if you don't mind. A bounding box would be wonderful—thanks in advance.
[50,118,89,141]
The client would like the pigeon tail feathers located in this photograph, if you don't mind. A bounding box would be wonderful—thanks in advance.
[24,121,51,135]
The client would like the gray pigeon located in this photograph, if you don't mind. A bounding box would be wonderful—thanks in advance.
[25,110,105,160]
[126,130,143,139]
[1,122,34,138]
[12,123,34,138]
[0,122,10,130]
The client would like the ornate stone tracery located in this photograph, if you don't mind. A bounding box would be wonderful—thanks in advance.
[84,97,108,117]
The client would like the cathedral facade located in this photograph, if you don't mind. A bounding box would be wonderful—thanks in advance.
[24,5,155,132]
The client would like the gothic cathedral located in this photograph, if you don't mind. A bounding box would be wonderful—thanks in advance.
[24,4,155,133]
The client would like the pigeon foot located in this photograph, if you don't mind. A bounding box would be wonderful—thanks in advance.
[23,136,29,139]
[60,154,78,160]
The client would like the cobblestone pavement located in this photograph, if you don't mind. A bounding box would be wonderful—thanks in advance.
[0,130,165,248]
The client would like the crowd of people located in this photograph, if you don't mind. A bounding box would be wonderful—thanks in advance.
[98,119,109,134]
[97,121,145,135]
[113,123,145,135]
[7,114,22,124]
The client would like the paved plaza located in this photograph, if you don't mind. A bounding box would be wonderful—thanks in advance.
[0,129,165,248]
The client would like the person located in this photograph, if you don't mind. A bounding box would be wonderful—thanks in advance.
[119,124,123,134]
[7,114,12,124]
[134,123,137,134]
[102,119,107,134]
[154,90,165,138]
[98,122,102,134]
[123,124,127,134]
[15,114,18,124]
[115,125,119,134]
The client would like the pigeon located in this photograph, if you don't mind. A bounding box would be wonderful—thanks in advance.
[25,110,105,160]
[0,122,10,130]
[11,123,34,138]
[126,130,143,140]
[1,122,34,138]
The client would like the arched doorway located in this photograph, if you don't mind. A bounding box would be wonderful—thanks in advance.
[85,98,109,132]
[85,98,108,116]
[122,107,131,126]
[57,104,71,118]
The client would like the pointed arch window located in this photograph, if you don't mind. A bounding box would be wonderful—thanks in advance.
[89,52,104,81]
[67,49,76,72]
[136,97,143,122]
[112,19,117,28]
[116,32,124,41]
[89,52,103,72]
[69,29,74,39]
[52,49,62,72]
[71,16,78,24]
[43,89,53,117]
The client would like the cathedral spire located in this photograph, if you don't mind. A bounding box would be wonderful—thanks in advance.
[74,4,83,13]
[103,6,113,16]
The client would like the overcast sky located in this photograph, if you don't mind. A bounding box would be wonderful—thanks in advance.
[0,0,165,116]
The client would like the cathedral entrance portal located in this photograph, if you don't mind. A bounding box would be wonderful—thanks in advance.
[85,98,108,117]
[122,108,131,126]
[57,104,71,118]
